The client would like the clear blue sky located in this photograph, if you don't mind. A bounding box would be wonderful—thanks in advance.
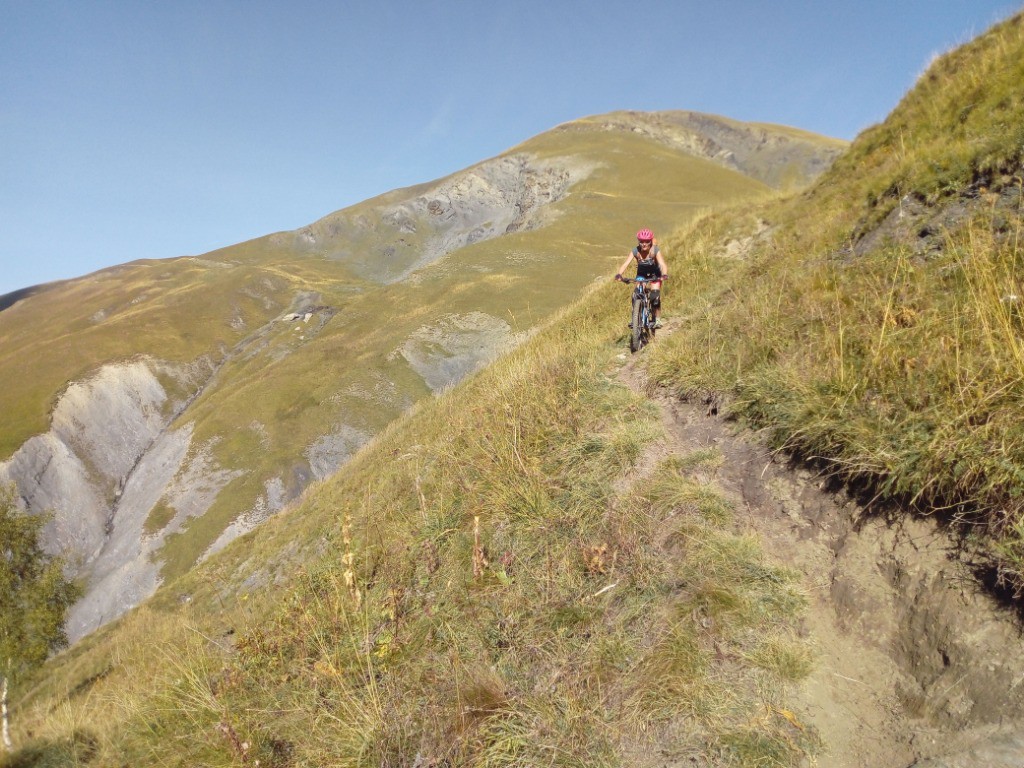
[1,1,1019,296]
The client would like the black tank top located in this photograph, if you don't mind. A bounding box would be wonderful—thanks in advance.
[633,245,661,279]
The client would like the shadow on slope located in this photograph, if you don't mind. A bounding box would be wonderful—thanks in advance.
[0,284,50,313]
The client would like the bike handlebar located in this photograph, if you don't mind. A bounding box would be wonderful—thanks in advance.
[618,275,667,283]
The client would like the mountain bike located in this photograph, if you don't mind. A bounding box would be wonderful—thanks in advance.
[621,276,661,353]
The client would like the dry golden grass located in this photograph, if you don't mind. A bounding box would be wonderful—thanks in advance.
[647,12,1024,589]
[7,281,816,766]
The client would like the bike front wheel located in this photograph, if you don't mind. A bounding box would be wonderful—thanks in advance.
[630,298,646,353]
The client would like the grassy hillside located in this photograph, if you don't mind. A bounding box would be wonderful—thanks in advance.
[156,130,778,578]
[8,280,817,767]
[7,12,1024,765]
[0,116,793,462]
[647,11,1024,587]
[0,113,843,592]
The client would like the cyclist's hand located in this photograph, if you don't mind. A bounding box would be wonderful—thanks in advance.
[615,273,624,282]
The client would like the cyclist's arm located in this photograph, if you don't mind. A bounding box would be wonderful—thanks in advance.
[656,250,669,277]
[614,252,634,279]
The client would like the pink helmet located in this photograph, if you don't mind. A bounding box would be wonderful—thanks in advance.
[636,228,654,241]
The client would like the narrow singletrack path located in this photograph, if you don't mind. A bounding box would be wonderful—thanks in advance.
[612,329,1024,768]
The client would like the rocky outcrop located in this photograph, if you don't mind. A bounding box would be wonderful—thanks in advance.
[280,153,596,283]
[62,422,246,641]
[0,359,244,641]
[52,361,171,491]
[564,110,846,189]
[63,425,194,640]
[395,312,527,393]
[0,432,108,563]
[306,425,372,481]
[0,361,176,560]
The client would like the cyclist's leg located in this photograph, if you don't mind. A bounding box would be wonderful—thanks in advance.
[649,280,663,324]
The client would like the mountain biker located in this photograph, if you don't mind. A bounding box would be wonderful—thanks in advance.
[615,228,668,328]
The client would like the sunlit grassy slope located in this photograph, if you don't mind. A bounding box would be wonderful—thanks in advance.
[0,113,831,461]
[0,123,728,455]
[7,11,1024,767]
[11,12,1024,764]
[0,113,841,580]
[159,129,777,576]
[11,279,817,767]
[647,11,1024,586]
[0,111,850,766]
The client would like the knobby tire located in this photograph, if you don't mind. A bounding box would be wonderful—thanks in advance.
[631,296,645,353]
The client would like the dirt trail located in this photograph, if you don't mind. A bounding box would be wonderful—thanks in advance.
[614,340,1024,768]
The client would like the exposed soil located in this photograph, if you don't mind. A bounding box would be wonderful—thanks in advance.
[614,329,1024,768]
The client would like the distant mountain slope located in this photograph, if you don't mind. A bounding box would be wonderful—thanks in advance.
[0,111,843,641]
[562,110,846,189]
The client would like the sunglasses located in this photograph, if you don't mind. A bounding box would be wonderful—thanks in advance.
[638,240,652,246]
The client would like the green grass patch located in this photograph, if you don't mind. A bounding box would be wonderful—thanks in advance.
[142,501,175,536]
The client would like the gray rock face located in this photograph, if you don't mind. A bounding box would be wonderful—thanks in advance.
[306,425,371,481]
[396,312,525,392]
[0,361,172,562]
[51,360,169,488]
[65,427,244,641]
[64,425,193,641]
[0,433,108,561]
[0,359,245,642]
[282,153,596,283]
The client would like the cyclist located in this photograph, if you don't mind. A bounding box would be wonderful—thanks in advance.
[615,228,668,328]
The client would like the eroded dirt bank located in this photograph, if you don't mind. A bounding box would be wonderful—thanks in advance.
[615,348,1024,768]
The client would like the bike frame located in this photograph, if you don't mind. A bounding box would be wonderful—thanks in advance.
[625,276,657,353]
